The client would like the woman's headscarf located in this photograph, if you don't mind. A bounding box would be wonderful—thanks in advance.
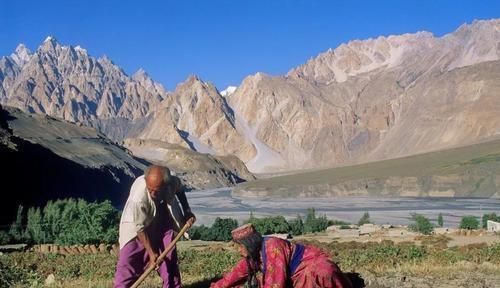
[231,224,263,288]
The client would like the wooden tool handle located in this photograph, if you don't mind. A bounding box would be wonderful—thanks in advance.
[131,222,191,288]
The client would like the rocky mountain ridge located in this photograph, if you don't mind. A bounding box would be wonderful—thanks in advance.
[0,104,145,224]
[1,19,499,174]
[225,19,500,171]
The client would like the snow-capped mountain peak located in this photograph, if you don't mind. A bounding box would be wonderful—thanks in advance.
[220,86,237,97]
[10,44,32,67]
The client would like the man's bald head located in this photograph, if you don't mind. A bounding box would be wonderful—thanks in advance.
[145,165,170,183]
[144,165,171,200]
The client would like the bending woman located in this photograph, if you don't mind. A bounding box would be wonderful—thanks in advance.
[211,223,352,288]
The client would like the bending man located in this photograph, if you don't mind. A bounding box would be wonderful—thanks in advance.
[114,165,196,288]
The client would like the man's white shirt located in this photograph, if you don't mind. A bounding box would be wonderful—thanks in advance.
[118,175,188,249]
[118,175,156,249]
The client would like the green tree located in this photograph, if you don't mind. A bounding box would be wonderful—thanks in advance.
[408,213,433,235]
[56,199,87,245]
[190,218,238,241]
[14,198,120,245]
[84,200,120,243]
[304,208,316,233]
[482,213,499,229]
[303,208,329,234]
[270,216,291,234]
[25,207,46,244]
[315,214,329,232]
[211,218,239,241]
[437,213,444,227]
[64,199,85,244]
[41,200,64,243]
[288,215,304,236]
[0,230,11,245]
[250,216,290,235]
[55,199,120,245]
[8,205,24,242]
[189,225,211,240]
[459,216,479,230]
[248,210,255,222]
[358,212,371,226]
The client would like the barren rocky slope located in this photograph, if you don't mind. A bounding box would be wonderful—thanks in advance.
[233,137,500,198]
[0,105,145,225]
[0,104,255,222]
[124,138,255,190]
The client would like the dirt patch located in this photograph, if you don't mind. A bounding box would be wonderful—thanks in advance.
[294,229,500,248]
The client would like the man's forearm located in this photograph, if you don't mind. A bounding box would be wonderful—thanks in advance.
[136,229,155,256]
[176,190,191,213]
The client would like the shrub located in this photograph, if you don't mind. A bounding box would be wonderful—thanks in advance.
[190,225,211,241]
[408,213,433,235]
[250,215,290,235]
[304,208,329,233]
[10,199,120,245]
[52,199,120,245]
[0,230,11,245]
[401,245,425,260]
[329,219,350,226]
[288,215,304,236]
[210,218,238,241]
[0,255,40,287]
[437,213,444,227]
[459,216,479,230]
[190,218,238,241]
[482,213,500,229]
[357,212,371,226]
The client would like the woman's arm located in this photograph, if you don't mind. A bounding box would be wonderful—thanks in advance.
[210,258,250,288]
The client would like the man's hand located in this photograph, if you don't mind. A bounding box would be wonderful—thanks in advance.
[137,230,160,270]
[185,211,196,227]
[148,252,160,270]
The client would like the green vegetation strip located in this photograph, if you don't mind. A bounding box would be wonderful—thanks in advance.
[1,241,499,287]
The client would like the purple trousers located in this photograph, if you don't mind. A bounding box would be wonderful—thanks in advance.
[113,229,181,288]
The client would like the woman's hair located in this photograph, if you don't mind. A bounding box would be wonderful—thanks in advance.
[236,232,263,288]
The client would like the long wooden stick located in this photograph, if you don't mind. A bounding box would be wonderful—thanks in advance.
[131,222,191,288]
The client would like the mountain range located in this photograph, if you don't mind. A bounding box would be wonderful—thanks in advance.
[1,19,499,174]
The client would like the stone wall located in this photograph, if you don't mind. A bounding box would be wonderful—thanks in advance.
[30,243,119,255]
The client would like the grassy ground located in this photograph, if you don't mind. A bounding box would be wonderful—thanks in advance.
[1,237,500,287]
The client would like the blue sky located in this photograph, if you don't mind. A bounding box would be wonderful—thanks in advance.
[1,0,499,90]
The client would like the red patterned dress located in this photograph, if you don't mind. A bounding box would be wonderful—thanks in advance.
[211,237,352,288]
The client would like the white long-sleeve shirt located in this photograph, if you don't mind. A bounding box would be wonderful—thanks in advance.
[118,175,188,249]
[118,175,156,249]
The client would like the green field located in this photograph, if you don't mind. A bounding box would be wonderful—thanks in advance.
[1,238,499,287]
[235,138,500,198]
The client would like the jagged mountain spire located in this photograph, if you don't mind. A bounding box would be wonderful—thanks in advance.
[0,37,167,132]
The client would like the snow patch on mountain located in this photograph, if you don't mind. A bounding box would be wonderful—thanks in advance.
[233,112,285,173]
[220,86,237,97]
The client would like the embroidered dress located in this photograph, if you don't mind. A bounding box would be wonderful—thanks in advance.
[211,237,352,288]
